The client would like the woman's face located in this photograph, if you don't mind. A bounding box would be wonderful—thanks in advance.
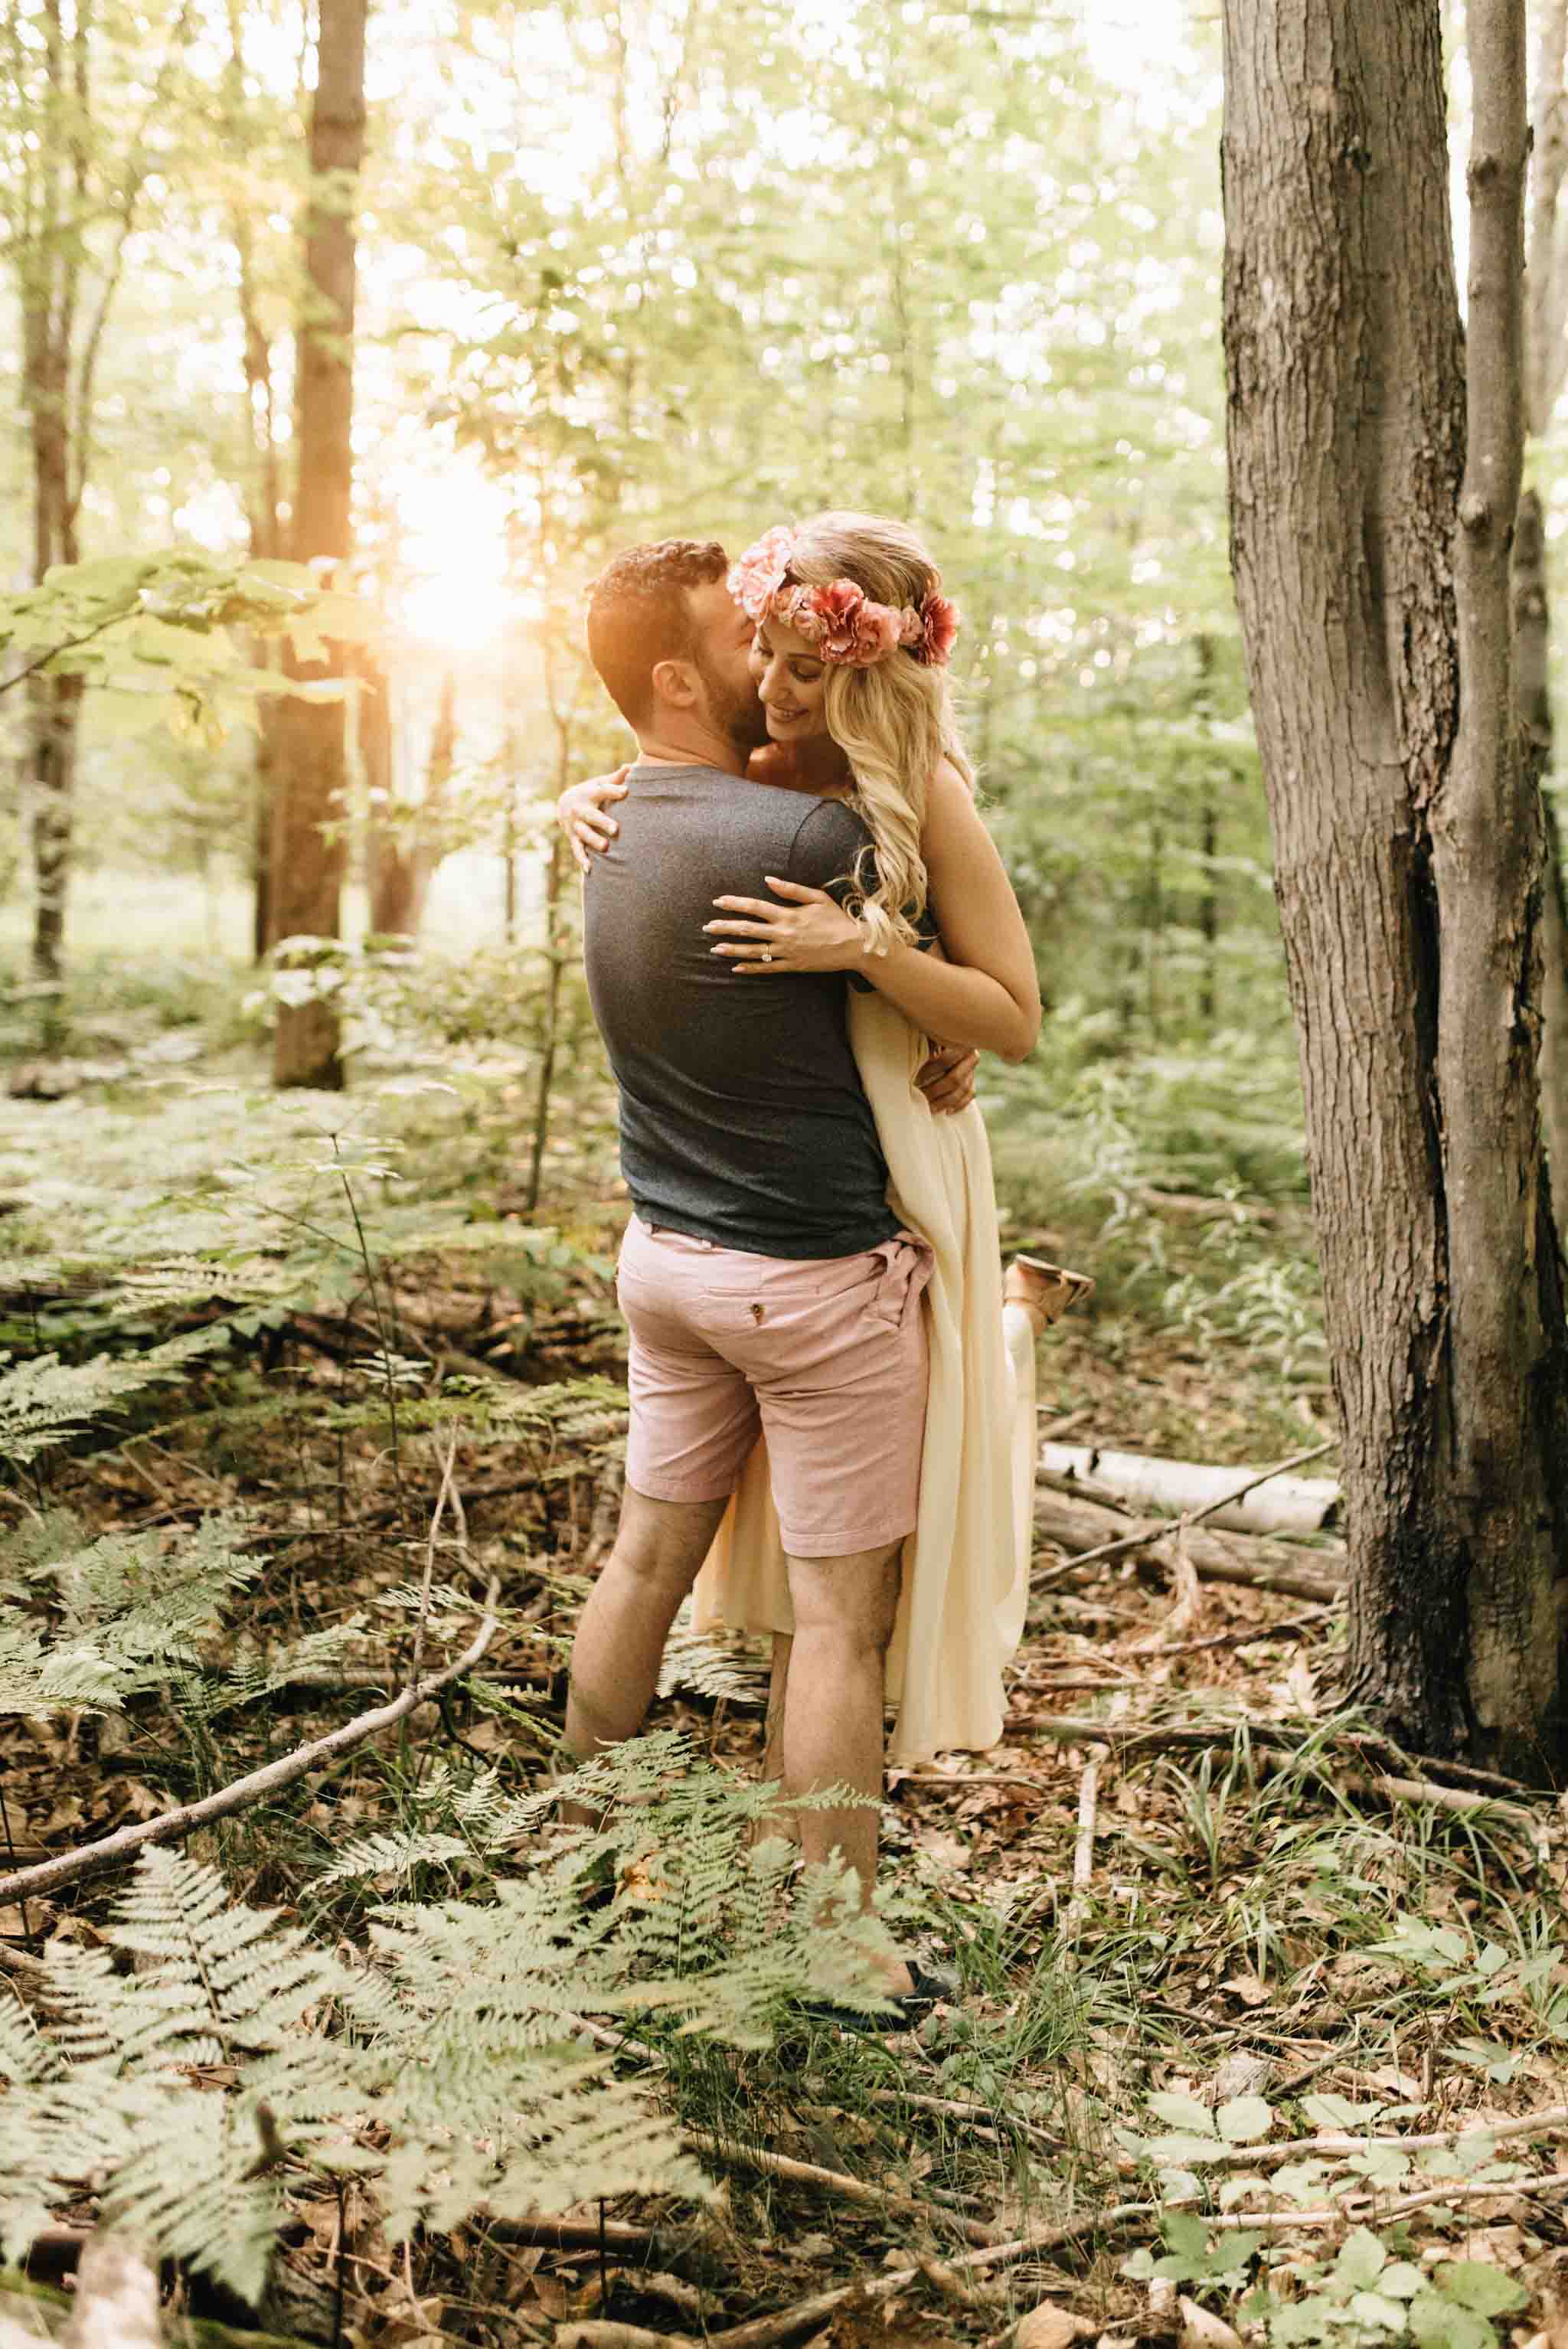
[750,616,831,741]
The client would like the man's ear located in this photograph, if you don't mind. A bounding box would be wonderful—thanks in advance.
[651,655,700,709]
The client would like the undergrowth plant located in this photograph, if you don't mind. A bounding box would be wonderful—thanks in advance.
[0,1738,899,2305]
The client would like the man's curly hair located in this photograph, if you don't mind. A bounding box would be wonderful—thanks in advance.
[586,538,730,727]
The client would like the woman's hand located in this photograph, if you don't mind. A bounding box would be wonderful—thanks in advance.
[558,767,630,875]
[705,875,862,973]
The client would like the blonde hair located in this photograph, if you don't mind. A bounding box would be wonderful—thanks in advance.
[782,511,975,953]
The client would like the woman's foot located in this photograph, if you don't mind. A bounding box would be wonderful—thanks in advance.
[1004,1254,1095,1335]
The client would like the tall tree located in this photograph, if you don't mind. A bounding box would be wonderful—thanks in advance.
[1221,0,1568,1766]
[4,0,193,1011]
[270,0,369,1090]
[1520,0,1568,1246]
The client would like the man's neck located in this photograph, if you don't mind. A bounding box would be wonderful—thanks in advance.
[633,720,748,778]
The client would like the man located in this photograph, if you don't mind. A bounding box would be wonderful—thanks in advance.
[562,538,952,2002]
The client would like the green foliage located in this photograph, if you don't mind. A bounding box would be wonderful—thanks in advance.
[0,554,371,744]
[0,1740,900,2303]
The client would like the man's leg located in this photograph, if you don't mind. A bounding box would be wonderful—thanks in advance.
[564,1483,731,1766]
[780,1537,911,1995]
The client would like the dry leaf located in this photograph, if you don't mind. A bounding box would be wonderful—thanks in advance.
[1016,2302,1094,2349]
[1219,1972,1270,2010]
[1178,2298,1244,2349]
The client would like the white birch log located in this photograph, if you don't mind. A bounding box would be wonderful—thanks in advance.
[1038,1444,1340,1536]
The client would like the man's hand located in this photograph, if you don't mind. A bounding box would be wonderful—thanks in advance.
[915,1044,978,1116]
[557,767,630,875]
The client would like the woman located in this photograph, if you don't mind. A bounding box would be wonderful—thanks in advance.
[560,511,1089,1765]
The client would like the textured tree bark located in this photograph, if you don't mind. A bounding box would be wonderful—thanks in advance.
[1221,0,1568,1770]
[270,0,368,1089]
[1521,6,1568,1251]
[1512,489,1568,1253]
[1437,0,1566,1751]
[1528,0,1568,433]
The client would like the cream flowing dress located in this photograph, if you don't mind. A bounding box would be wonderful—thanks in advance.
[690,984,1034,1764]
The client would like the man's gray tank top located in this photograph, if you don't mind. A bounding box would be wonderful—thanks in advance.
[582,761,900,1259]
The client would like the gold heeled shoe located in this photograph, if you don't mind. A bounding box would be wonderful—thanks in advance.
[1004,1253,1096,1333]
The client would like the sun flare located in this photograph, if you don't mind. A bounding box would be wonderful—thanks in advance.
[390,458,539,653]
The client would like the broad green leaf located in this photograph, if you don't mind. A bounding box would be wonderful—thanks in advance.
[1271,2160,1331,2204]
[1344,2146,1410,2187]
[1148,2093,1217,2135]
[1332,2230,1387,2291]
[1301,2094,1383,2129]
[1408,2289,1493,2349]
[1271,2299,1334,2344]
[1217,2094,1273,2143]
[1379,2266,1424,2301]
[1122,2248,1155,2282]
[1146,2133,1231,2165]
[90,689,168,740]
[1348,2293,1409,2331]
[1436,2266,1527,2318]
[1218,2174,1267,2209]
[1161,2211,1210,2259]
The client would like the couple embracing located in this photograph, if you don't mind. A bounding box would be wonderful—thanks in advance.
[557,511,1086,2014]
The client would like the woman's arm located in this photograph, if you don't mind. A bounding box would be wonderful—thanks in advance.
[707,763,1043,1063]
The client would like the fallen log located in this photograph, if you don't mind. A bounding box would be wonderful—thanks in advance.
[1038,1443,1339,1537]
[1033,1483,1344,1606]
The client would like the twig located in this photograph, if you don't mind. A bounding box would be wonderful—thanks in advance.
[1033,1439,1338,1590]
[684,2127,999,2246]
[0,1580,501,1905]
[410,1432,462,1694]
[1149,2101,1568,2173]
[1204,2167,1568,2230]
[1063,1691,1127,1944]
[692,2205,1155,2349]
[1121,1616,1324,1659]
[864,2086,1069,2153]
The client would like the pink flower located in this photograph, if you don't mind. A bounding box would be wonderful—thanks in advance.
[916,591,959,666]
[728,524,799,619]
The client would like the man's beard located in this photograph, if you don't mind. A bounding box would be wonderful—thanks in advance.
[696,652,770,756]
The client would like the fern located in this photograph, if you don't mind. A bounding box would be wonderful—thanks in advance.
[0,1323,233,1468]
[0,1513,265,1718]
[0,1743,902,2301]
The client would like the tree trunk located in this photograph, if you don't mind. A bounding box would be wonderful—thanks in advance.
[1520,8,1568,1250]
[367,664,449,938]
[1220,0,1568,1771]
[1512,488,1568,1248]
[270,0,369,1090]
[225,0,286,962]
[1194,632,1219,1026]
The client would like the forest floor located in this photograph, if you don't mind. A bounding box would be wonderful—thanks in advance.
[2,961,1564,2349]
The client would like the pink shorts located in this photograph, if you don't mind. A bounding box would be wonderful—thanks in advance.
[616,1216,932,1557]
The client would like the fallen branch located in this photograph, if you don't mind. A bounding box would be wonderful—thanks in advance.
[1033,1485,1343,1606]
[1142,2101,1568,2174]
[0,1580,501,1906]
[684,2128,998,2247]
[1007,1713,1546,1818]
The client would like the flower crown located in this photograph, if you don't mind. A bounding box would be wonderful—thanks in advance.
[727,524,959,669]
